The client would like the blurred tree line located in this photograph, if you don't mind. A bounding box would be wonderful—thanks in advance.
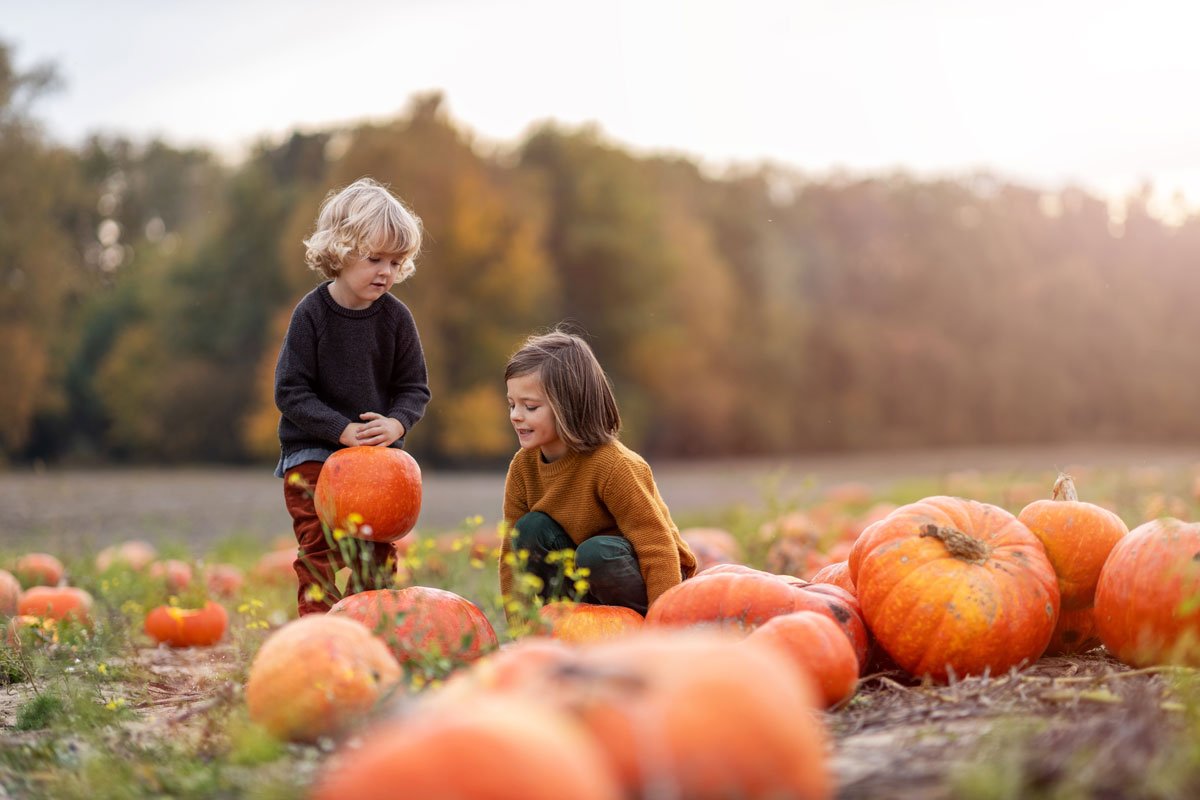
[3,44,1200,468]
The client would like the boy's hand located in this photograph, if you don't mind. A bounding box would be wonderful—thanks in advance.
[354,412,405,447]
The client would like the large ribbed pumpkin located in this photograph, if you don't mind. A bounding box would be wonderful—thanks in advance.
[314,446,422,543]
[245,615,401,742]
[1018,473,1128,610]
[328,587,497,668]
[1094,518,1200,667]
[849,496,1059,682]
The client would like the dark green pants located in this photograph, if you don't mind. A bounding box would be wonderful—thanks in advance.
[513,511,649,615]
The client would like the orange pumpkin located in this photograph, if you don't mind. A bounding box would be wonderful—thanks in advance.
[311,696,623,800]
[13,553,64,588]
[17,586,93,625]
[849,495,1059,682]
[1018,473,1128,611]
[680,527,742,571]
[1094,518,1200,667]
[647,564,869,671]
[476,630,832,800]
[743,610,859,708]
[538,602,644,643]
[144,601,228,647]
[251,548,297,586]
[148,559,194,592]
[95,540,158,572]
[0,569,20,616]
[328,587,497,668]
[245,614,402,742]
[809,560,856,595]
[314,446,422,543]
[204,564,245,599]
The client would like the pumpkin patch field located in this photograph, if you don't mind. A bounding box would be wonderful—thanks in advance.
[4,453,1200,799]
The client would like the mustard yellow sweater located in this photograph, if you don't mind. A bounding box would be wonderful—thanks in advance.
[499,440,696,609]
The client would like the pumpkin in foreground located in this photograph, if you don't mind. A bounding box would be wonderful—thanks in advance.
[245,614,401,743]
[17,586,93,626]
[849,495,1059,682]
[144,601,228,647]
[311,696,623,800]
[1094,517,1200,667]
[313,445,422,543]
[743,610,860,708]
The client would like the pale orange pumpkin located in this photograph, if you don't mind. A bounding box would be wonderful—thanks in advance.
[538,602,644,643]
[314,446,422,543]
[245,614,402,743]
[204,564,245,599]
[95,540,158,572]
[13,553,64,588]
[0,569,20,616]
[148,559,194,593]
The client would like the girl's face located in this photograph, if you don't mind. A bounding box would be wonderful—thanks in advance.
[328,249,405,310]
[506,372,567,462]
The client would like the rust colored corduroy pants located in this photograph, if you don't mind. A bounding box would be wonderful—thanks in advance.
[283,461,396,616]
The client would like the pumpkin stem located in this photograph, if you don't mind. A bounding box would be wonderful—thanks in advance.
[919,524,990,564]
[1051,472,1079,502]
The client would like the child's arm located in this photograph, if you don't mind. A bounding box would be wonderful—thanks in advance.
[498,461,530,612]
[603,458,685,608]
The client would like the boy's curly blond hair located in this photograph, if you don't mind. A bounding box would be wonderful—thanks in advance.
[303,177,423,281]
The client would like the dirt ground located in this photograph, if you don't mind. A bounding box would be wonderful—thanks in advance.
[3,442,1197,553]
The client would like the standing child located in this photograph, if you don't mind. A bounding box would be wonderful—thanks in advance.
[275,177,431,616]
[499,329,696,620]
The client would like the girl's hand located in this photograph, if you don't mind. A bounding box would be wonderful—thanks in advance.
[355,412,405,447]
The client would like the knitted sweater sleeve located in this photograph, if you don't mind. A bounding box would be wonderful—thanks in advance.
[274,301,352,445]
[602,455,684,608]
[498,455,530,606]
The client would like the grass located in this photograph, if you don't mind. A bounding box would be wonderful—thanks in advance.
[1,459,1199,798]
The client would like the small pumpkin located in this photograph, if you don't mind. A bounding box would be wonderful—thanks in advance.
[148,559,194,592]
[1094,517,1200,667]
[251,549,297,586]
[95,540,158,572]
[204,564,245,599]
[144,601,228,647]
[245,614,402,742]
[13,553,64,588]
[0,569,20,616]
[1018,473,1128,610]
[314,446,422,543]
[743,610,859,708]
[329,587,497,668]
[538,602,644,644]
[849,495,1059,682]
[680,527,743,571]
[17,586,93,626]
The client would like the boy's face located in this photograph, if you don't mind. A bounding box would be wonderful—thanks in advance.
[330,250,405,310]
[506,373,566,462]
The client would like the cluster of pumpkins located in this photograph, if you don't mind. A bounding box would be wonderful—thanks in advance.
[239,451,1200,799]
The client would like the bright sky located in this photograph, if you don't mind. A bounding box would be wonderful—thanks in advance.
[4,0,1200,213]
